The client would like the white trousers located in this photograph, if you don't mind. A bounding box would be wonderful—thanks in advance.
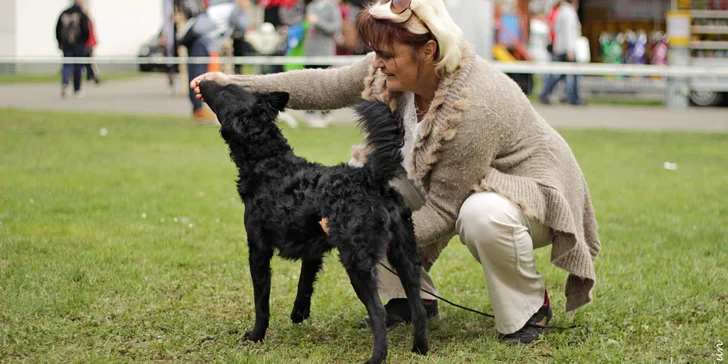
[376,192,552,334]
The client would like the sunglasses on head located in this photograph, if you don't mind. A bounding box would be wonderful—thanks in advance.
[379,0,413,22]
[385,0,412,14]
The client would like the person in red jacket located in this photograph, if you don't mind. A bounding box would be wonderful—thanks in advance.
[546,0,562,54]
[84,16,101,84]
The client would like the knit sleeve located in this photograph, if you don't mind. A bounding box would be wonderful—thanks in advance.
[229,53,374,110]
[412,107,502,246]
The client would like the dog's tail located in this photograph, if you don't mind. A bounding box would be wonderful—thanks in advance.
[354,100,405,185]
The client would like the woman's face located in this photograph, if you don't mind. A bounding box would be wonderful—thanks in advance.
[372,41,420,92]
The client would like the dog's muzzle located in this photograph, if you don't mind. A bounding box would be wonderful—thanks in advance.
[199,80,225,111]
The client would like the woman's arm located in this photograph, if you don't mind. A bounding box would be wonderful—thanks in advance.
[228,53,374,110]
[411,107,503,246]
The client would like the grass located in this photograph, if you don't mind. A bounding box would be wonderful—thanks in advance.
[0,73,143,85]
[1,109,727,363]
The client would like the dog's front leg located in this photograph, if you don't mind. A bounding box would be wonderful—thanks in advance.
[291,257,323,323]
[244,241,274,343]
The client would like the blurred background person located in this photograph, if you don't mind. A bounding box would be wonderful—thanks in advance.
[334,0,365,56]
[232,30,255,75]
[255,0,299,74]
[160,0,180,90]
[303,0,341,127]
[55,0,90,98]
[82,3,102,85]
[528,6,551,64]
[546,0,562,56]
[180,0,207,18]
[539,0,585,106]
[180,0,251,122]
[278,0,310,73]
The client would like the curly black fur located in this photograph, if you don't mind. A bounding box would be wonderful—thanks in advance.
[200,81,428,364]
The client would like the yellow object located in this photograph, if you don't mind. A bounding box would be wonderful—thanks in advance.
[493,45,517,62]
[666,11,691,47]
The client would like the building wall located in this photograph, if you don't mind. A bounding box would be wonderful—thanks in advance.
[16,0,68,58]
[0,0,17,73]
[15,0,163,57]
[448,0,494,60]
[0,0,17,57]
[88,0,163,57]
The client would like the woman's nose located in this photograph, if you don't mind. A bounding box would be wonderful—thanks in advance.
[373,55,385,70]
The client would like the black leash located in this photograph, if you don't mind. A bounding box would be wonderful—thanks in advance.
[378,263,588,334]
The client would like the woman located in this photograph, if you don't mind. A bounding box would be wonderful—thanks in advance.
[191,0,600,345]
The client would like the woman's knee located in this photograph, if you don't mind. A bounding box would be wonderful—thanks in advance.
[457,192,524,250]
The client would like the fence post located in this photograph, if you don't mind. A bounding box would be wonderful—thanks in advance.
[666,10,691,109]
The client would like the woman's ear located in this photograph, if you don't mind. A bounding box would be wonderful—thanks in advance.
[421,40,438,63]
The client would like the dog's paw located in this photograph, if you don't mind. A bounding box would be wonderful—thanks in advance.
[290,307,310,323]
[411,342,429,356]
[243,330,265,343]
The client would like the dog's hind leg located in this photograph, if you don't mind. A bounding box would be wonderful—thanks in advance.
[345,264,388,364]
[336,233,388,364]
[388,220,429,355]
[290,257,324,323]
[244,236,275,343]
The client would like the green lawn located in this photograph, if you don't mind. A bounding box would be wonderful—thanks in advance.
[1,109,726,363]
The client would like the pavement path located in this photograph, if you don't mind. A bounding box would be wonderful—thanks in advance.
[1,74,726,132]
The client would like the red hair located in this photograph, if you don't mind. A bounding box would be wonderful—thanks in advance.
[356,10,439,61]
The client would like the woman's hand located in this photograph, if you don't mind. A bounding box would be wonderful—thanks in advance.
[319,217,329,234]
[190,72,231,102]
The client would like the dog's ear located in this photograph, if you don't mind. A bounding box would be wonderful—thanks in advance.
[266,92,290,112]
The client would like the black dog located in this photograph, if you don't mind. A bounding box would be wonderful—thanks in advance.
[199,81,428,364]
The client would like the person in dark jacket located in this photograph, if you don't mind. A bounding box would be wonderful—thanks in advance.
[56,0,90,97]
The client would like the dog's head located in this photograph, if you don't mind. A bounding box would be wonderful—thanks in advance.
[200,81,293,163]
[199,80,289,124]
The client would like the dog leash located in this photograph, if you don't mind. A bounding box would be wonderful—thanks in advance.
[378,263,588,334]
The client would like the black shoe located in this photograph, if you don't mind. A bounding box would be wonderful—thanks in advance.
[359,299,439,329]
[498,304,552,344]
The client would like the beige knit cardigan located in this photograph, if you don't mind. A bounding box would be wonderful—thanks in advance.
[230,43,601,313]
